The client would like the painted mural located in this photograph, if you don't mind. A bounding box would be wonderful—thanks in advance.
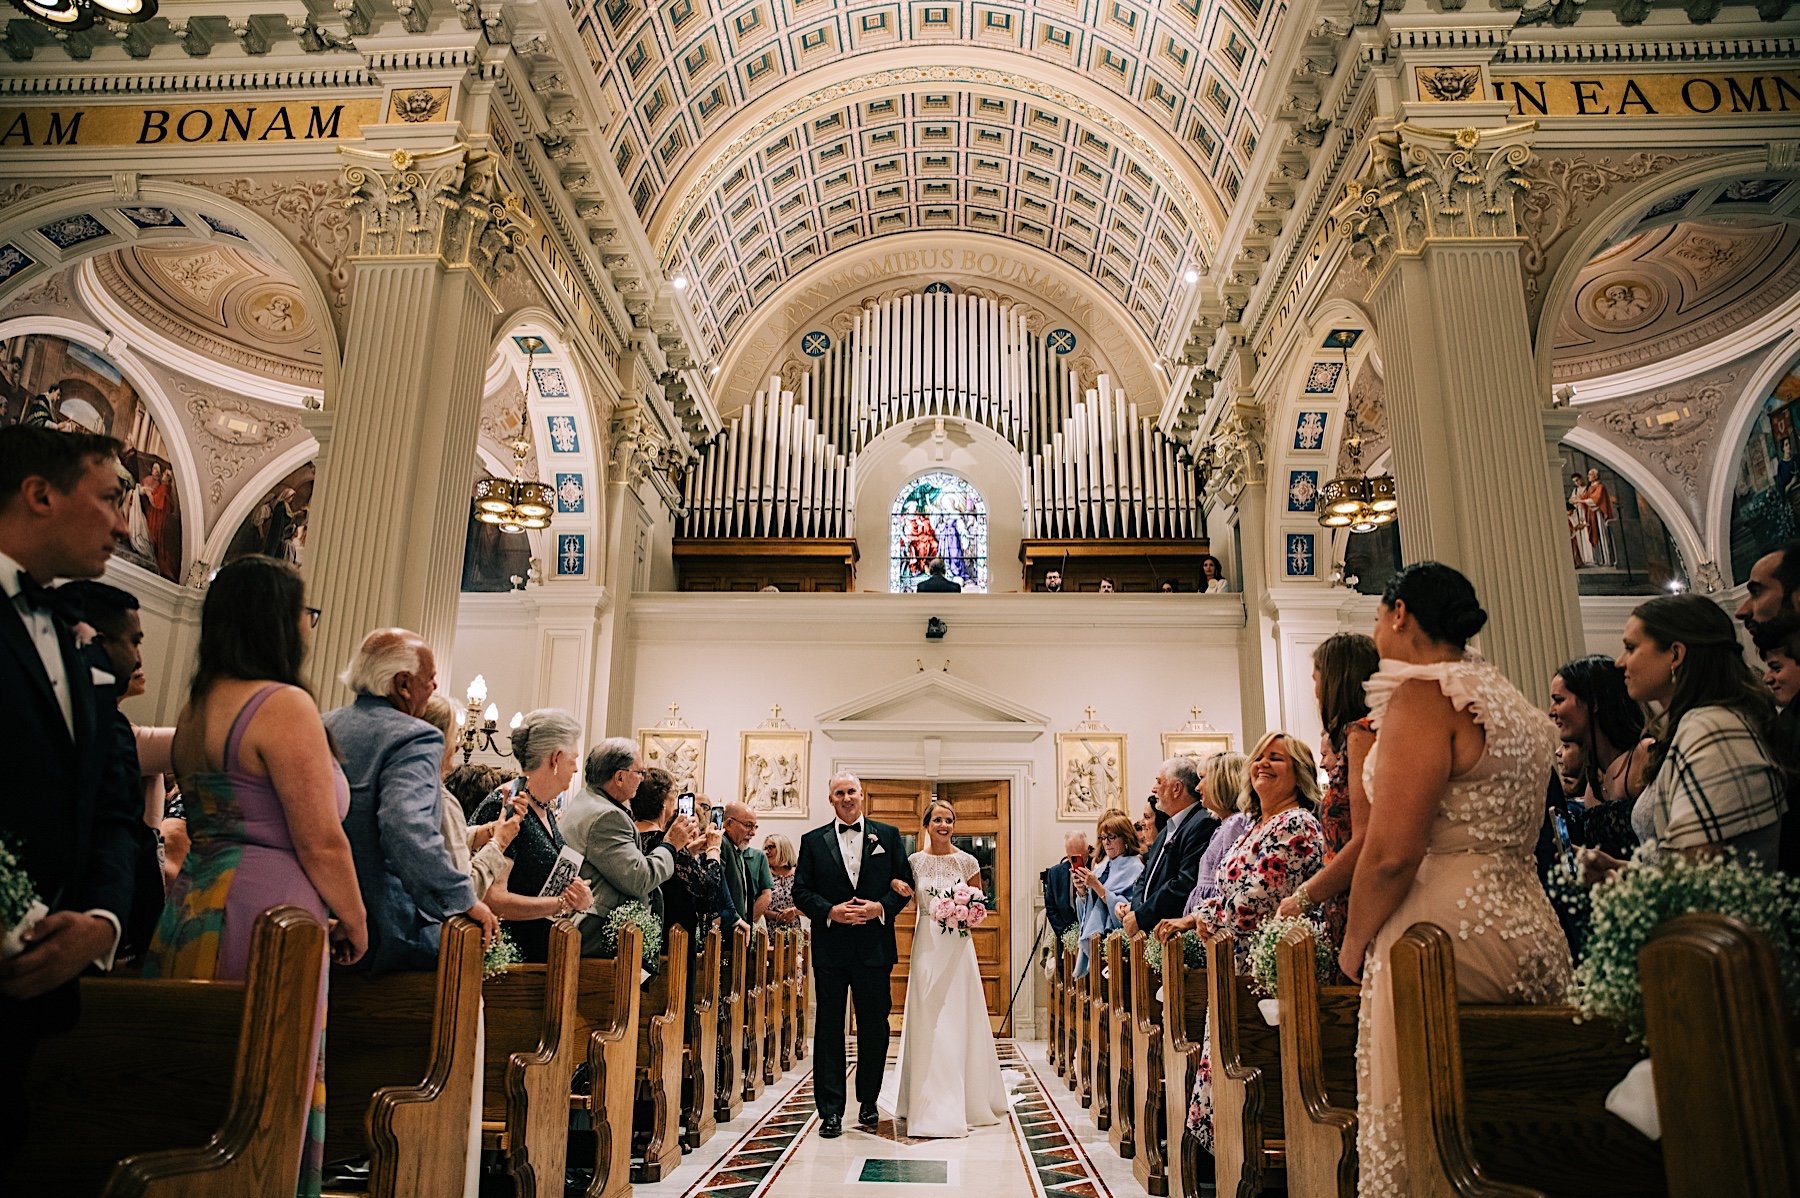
[224,461,314,570]
[1729,362,1800,583]
[1560,447,1685,595]
[0,333,184,582]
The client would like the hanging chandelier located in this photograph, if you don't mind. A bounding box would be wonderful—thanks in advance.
[9,0,156,30]
[473,336,555,535]
[1317,406,1397,535]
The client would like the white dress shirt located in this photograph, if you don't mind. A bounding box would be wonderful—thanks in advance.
[0,546,73,735]
[837,818,865,888]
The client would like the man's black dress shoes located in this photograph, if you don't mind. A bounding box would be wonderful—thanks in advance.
[858,1103,880,1128]
[820,1115,843,1139]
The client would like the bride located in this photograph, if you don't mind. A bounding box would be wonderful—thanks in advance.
[881,799,1011,1137]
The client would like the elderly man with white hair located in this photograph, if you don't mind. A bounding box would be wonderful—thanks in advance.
[323,628,494,973]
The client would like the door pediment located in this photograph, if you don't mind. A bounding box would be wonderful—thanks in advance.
[817,671,1048,742]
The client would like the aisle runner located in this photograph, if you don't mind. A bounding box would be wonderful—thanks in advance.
[676,1041,1113,1198]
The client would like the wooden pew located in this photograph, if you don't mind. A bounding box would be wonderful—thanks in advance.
[1161,939,1210,1198]
[762,927,783,1085]
[1106,932,1136,1159]
[1131,933,1168,1195]
[682,924,721,1151]
[322,916,483,1198]
[1276,924,1359,1198]
[1205,933,1287,1197]
[741,924,768,1101]
[481,919,582,1198]
[1047,939,1064,1076]
[780,927,800,1071]
[632,925,689,1182]
[1063,940,1081,1090]
[714,922,747,1123]
[792,930,810,1064]
[1090,934,1112,1128]
[8,905,325,1198]
[1389,921,1664,1197]
[1641,913,1800,1198]
[572,923,644,1198]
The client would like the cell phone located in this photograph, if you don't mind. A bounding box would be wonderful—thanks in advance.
[1550,811,1577,873]
[710,806,725,828]
[677,793,695,819]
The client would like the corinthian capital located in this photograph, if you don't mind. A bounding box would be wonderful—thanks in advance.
[340,143,532,285]
[1202,400,1268,506]
[1332,122,1537,272]
[607,402,664,486]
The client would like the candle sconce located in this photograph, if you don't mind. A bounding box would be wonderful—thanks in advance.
[455,674,523,765]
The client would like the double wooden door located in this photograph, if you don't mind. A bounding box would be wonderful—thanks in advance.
[862,779,1010,1032]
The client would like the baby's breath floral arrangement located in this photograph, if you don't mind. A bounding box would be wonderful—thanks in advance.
[1060,925,1081,956]
[1144,930,1206,976]
[1245,916,1335,998]
[596,900,664,969]
[0,836,46,961]
[1572,849,1800,1042]
[482,928,523,980]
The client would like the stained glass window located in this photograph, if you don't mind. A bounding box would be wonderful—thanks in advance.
[891,471,988,592]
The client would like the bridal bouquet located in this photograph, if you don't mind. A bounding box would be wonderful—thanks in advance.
[0,836,46,961]
[927,883,990,937]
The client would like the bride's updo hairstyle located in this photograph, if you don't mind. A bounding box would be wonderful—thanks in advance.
[1381,561,1488,650]
[922,798,956,832]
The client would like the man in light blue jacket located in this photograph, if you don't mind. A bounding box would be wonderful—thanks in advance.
[323,628,495,973]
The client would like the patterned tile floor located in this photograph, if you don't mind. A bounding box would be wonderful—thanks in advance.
[632,1039,1142,1198]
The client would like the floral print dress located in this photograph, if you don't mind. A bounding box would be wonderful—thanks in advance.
[1185,806,1327,1146]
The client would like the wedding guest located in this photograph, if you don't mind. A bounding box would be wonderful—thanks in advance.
[0,427,139,1167]
[445,762,513,822]
[559,738,699,954]
[764,834,803,926]
[1041,832,1086,943]
[1160,580,1177,593]
[1185,731,1327,1150]
[632,780,722,940]
[1752,616,1800,873]
[1198,554,1230,593]
[1275,634,1379,945]
[1736,540,1800,634]
[144,555,369,1195]
[325,629,492,972]
[470,710,594,961]
[1097,577,1116,593]
[1341,562,1571,1196]
[916,557,962,593]
[1042,569,1064,593]
[1118,757,1217,938]
[1071,811,1141,979]
[721,800,774,928]
[1135,796,1167,849]
[1584,595,1785,875]
[1162,751,1251,922]
[1546,655,1646,859]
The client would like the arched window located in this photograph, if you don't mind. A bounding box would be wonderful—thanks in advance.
[891,471,988,592]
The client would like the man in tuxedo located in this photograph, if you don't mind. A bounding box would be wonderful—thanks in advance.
[1041,832,1086,942]
[916,557,961,593]
[791,771,914,1138]
[0,426,140,1166]
[1118,756,1218,938]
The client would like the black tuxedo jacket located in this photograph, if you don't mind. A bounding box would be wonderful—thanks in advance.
[791,817,914,970]
[1042,859,1078,939]
[916,575,961,593]
[1128,807,1220,929]
[1,595,141,1031]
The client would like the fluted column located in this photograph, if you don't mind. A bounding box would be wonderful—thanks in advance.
[1337,122,1580,689]
[304,142,530,704]
[1207,394,1272,744]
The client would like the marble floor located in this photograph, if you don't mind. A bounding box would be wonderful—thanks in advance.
[635,1040,1146,1198]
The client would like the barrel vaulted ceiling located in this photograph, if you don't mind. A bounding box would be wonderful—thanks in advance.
[570,0,1288,356]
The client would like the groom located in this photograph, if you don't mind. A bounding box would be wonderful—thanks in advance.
[792,771,914,1138]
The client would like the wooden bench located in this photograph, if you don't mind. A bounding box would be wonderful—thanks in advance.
[1047,939,1064,1076]
[682,924,721,1151]
[1276,924,1359,1198]
[1205,933,1287,1197]
[741,924,768,1101]
[1160,943,1210,1198]
[762,927,784,1085]
[792,930,810,1065]
[571,923,644,1198]
[480,919,582,1198]
[1106,932,1136,1159]
[322,916,483,1198]
[8,905,325,1198]
[1390,921,1665,1197]
[780,927,801,1071]
[1641,913,1800,1198]
[1130,933,1167,1195]
[1085,933,1107,1122]
[714,922,747,1123]
[632,925,689,1182]
[1063,941,1081,1089]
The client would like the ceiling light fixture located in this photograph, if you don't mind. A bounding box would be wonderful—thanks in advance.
[472,336,555,535]
[672,275,689,290]
[1182,268,1200,285]
[1317,348,1396,536]
[9,0,156,30]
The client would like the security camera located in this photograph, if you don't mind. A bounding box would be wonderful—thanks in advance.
[925,616,948,640]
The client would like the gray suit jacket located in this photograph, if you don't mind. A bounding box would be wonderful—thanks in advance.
[324,695,477,973]
[560,785,677,955]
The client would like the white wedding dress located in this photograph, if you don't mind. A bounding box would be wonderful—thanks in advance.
[880,848,1012,1137]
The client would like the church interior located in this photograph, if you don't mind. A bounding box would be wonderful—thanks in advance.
[2,0,1798,1193]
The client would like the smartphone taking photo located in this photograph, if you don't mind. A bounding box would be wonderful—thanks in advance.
[710,806,725,829]
[677,792,695,819]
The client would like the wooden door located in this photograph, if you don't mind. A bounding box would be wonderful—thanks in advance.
[863,778,1011,1032]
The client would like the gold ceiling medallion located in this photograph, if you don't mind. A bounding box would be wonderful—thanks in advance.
[473,336,555,535]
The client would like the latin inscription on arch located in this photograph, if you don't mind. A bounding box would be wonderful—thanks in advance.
[1465,71,1800,119]
[0,99,382,149]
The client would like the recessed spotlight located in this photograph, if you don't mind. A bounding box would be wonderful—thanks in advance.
[1182,269,1200,285]
[672,275,689,290]
[710,365,720,376]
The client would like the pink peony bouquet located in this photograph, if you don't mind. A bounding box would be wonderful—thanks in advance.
[926,883,990,937]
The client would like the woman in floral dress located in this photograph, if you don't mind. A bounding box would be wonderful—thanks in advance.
[1185,731,1327,1149]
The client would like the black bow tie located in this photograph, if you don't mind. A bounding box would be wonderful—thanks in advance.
[15,570,58,615]
[838,822,862,837]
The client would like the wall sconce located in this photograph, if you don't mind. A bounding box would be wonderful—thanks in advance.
[455,674,523,764]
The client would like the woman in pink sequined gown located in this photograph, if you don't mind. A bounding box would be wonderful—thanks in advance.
[1340,563,1572,1198]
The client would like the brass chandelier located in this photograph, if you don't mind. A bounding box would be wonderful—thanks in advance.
[10,0,156,29]
[1317,407,1397,535]
[473,336,555,535]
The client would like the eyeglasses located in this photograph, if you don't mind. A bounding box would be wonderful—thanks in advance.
[727,815,758,830]
[1100,833,1123,843]
[303,606,322,629]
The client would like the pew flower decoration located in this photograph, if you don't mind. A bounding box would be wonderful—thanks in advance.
[1060,925,1081,956]
[597,900,663,969]
[927,883,990,937]
[1245,915,1336,998]
[1144,929,1206,976]
[1572,849,1800,1042]
[483,928,524,980]
[0,836,47,961]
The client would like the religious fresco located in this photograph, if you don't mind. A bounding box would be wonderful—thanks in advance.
[1729,363,1800,583]
[1560,447,1685,595]
[890,470,988,593]
[0,332,183,582]
[223,461,313,569]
